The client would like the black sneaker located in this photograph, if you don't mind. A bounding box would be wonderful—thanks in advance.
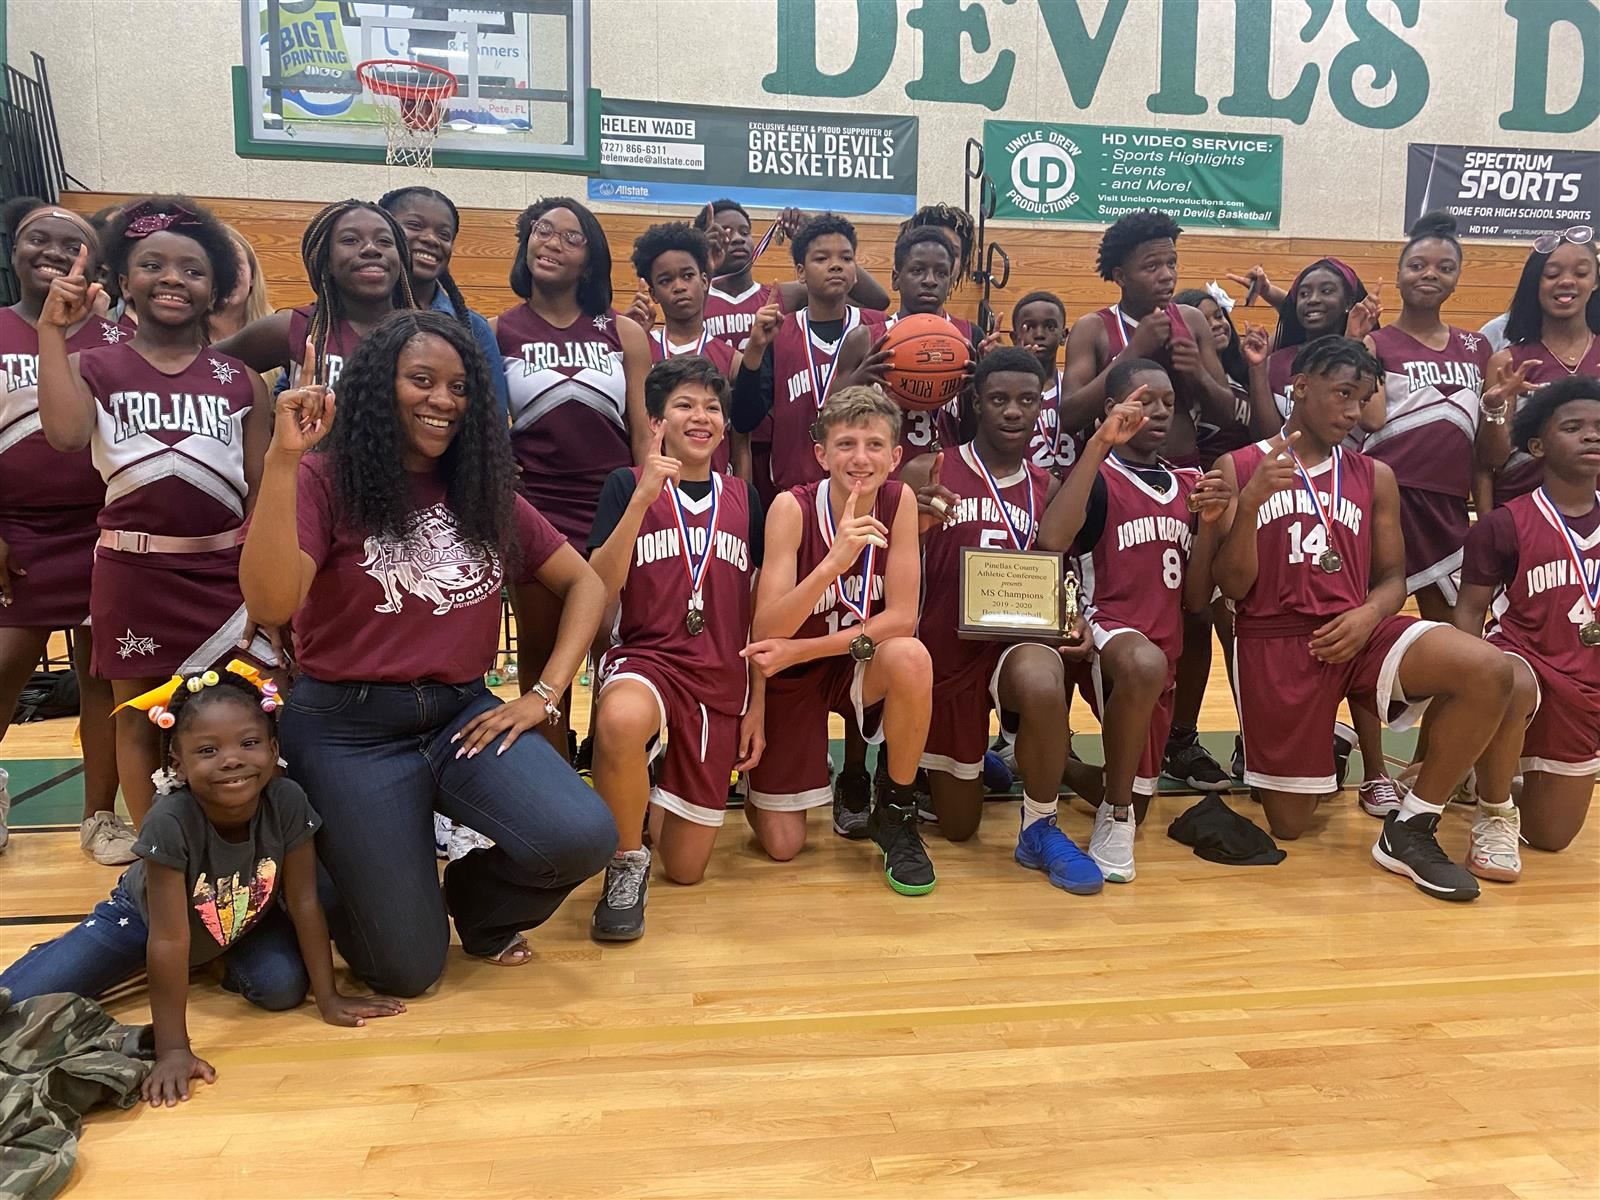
[1332,722,1357,790]
[869,799,936,895]
[1371,811,1480,902]
[1163,727,1231,792]
[573,735,595,772]
[832,766,872,839]
[591,848,651,941]
[1230,735,1245,781]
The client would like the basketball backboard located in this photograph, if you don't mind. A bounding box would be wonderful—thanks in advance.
[236,1,597,173]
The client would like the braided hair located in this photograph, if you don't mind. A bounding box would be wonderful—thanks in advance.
[897,204,976,287]
[378,186,473,333]
[1291,334,1381,383]
[299,199,417,382]
[160,668,276,770]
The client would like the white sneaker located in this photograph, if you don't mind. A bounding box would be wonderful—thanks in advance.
[433,812,453,860]
[446,823,495,862]
[79,810,138,866]
[1468,803,1522,883]
[1089,802,1136,883]
[0,767,10,853]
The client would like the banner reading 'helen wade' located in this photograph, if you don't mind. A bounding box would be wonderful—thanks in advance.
[589,98,918,217]
[1405,143,1599,240]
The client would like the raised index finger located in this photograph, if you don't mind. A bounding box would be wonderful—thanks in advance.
[300,338,319,388]
[69,243,89,279]
[846,477,867,519]
[650,420,665,457]
[766,282,782,311]
[929,450,944,487]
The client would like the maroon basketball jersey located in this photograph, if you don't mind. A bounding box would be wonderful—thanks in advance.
[1094,303,1197,414]
[77,343,256,551]
[1493,339,1600,506]
[768,306,889,494]
[1078,455,1200,660]
[789,477,903,642]
[648,330,735,474]
[884,310,967,461]
[1363,325,1490,499]
[1027,367,1081,477]
[1229,439,1378,631]
[1195,379,1254,467]
[918,444,1052,673]
[703,280,766,349]
[286,304,363,388]
[497,303,630,544]
[1486,491,1600,691]
[609,470,756,714]
[0,309,126,512]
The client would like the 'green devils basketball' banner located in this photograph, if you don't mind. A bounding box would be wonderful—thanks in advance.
[984,121,1283,230]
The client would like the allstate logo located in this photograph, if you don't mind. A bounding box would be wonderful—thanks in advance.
[1004,130,1081,216]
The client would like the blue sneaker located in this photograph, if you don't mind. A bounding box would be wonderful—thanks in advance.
[982,750,1014,793]
[1015,815,1104,894]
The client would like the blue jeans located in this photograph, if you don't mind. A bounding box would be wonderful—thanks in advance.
[279,677,617,996]
[0,882,309,1010]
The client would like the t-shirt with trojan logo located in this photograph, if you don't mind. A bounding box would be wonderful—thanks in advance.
[124,778,322,966]
[291,453,568,684]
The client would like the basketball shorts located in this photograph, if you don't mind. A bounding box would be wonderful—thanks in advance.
[1490,639,1600,778]
[1235,614,1441,794]
[1084,624,1176,798]
[747,657,882,811]
[921,641,1043,781]
[597,656,742,827]
[1397,487,1469,602]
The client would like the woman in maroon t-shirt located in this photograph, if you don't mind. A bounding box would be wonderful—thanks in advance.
[241,311,616,992]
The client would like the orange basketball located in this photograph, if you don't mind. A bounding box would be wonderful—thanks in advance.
[879,313,971,412]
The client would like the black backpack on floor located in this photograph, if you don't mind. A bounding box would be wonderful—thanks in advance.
[13,670,80,722]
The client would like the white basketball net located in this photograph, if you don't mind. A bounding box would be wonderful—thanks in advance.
[358,61,457,171]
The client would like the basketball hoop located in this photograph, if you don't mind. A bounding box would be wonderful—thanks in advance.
[356,59,458,170]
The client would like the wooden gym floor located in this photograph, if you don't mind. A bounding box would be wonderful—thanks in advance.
[2,648,1597,1199]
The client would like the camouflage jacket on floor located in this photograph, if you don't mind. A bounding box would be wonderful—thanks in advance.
[0,988,153,1200]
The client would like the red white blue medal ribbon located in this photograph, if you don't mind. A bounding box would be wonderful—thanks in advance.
[1531,487,1600,622]
[667,475,721,610]
[657,327,709,359]
[711,221,781,282]
[801,307,858,411]
[1284,434,1342,543]
[822,486,876,624]
[972,448,1035,550]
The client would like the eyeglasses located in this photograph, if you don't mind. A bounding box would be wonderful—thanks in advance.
[1533,226,1594,254]
[529,218,587,248]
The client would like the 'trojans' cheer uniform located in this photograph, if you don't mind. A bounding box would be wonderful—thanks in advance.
[0,310,126,627]
[1362,325,1491,599]
[498,303,631,547]
[78,344,259,678]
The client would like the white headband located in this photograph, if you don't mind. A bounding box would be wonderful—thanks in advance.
[1204,281,1235,313]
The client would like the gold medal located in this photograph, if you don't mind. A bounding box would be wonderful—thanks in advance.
[849,633,876,662]
[1581,620,1600,648]
[1318,548,1343,574]
[685,608,705,636]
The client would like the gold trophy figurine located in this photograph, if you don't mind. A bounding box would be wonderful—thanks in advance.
[1062,571,1082,643]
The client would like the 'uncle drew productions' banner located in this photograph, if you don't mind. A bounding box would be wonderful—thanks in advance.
[984,121,1281,230]
[590,99,918,216]
[1405,143,1599,241]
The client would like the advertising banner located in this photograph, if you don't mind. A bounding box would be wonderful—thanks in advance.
[1405,143,1599,240]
